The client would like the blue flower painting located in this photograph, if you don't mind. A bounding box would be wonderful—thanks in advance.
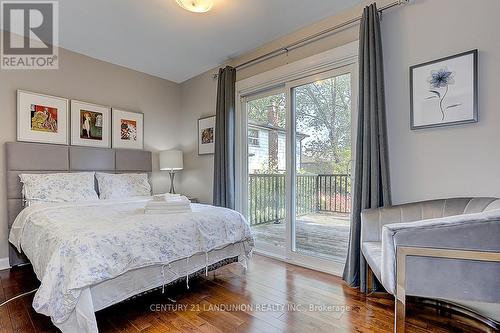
[411,50,477,130]
[429,68,455,88]
[426,67,461,120]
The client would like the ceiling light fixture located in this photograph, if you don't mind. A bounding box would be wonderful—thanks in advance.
[176,0,214,13]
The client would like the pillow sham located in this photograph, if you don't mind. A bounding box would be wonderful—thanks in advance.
[95,173,151,199]
[20,172,98,203]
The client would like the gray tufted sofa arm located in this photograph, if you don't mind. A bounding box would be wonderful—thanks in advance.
[361,197,500,245]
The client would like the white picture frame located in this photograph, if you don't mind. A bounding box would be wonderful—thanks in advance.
[410,50,478,130]
[71,100,111,148]
[198,115,215,155]
[112,109,144,150]
[17,90,69,145]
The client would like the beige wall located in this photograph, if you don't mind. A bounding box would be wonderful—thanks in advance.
[178,70,218,204]
[180,0,500,205]
[383,0,500,203]
[0,45,181,259]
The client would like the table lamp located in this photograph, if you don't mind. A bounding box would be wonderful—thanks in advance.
[159,150,183,194]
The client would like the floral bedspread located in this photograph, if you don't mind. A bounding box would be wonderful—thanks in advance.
[9,197,254,324]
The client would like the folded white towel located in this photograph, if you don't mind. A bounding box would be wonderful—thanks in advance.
[148,197,191,205]
[145,205,190,210]
[147,198,189,205]
[152,193,182,201]
[144,195,192,214]
[146,200,189,208]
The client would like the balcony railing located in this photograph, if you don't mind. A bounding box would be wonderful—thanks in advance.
[248,173,351,226]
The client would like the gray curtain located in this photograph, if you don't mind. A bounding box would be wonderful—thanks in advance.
[342,3,391,292]
[213,66,236,209]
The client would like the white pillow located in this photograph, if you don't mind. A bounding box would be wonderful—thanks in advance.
[20,172,98,203]
[95,173,151,199]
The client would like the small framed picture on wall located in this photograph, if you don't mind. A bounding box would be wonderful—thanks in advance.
[198,115,215,155]
[71,100,111,148]
[17,90,69,145]
[112,109,144,150]
[410,49,478,130]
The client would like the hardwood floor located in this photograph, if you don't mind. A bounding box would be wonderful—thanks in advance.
[0,254,496,333]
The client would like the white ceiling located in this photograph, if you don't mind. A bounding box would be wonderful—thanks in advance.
[59,0,363,83]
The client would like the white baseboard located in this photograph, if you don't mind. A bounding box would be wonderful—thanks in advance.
[252,249,343,277]
[0,257,10,270]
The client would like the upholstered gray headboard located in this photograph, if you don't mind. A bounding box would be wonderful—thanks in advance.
[5,141,153,266]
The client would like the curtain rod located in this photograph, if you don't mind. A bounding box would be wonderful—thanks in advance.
[213,0,409,79]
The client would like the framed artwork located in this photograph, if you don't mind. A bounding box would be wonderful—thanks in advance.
[410,49,478,130]
[17,90,69,144]
[198,115,215,155]
[112,109,144,150]
[71,100,111,148]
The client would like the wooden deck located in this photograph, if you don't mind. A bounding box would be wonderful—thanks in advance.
[251,212,350,263]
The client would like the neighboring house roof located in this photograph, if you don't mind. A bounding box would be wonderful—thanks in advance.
[248,122,308,140]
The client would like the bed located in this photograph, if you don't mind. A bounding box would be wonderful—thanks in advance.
[5,142,254,332]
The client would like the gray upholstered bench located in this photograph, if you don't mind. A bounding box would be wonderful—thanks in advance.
[360,197,500,332]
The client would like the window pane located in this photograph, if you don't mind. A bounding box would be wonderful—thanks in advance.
[293,74,352,263]
[246,92,286,253]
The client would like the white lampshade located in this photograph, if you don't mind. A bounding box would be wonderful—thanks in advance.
[160,150,183,171]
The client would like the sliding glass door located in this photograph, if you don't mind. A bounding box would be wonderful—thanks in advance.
[245,89,288,256]
[241,63,357,274]
[288,67,355,271]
